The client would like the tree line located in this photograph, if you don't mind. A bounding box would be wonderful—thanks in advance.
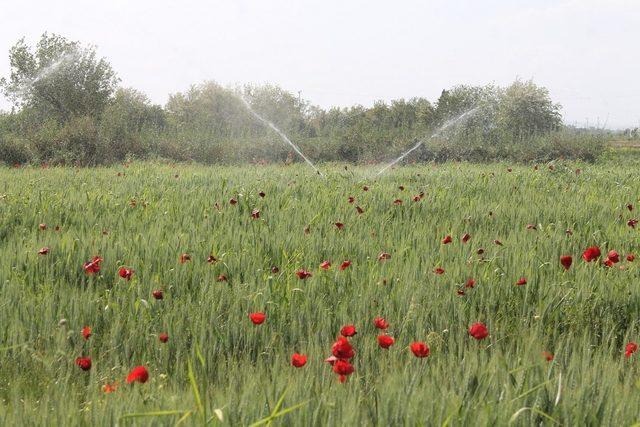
[0,33,604,166]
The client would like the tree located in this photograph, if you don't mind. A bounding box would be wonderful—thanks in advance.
[0,33,119,122]
[99,88,165,161]
[243,84,315,137]
[496,80,562,141]
[165,81,249,138]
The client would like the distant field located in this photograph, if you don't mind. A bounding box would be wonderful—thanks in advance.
[1,157,639,425]
[609,139,640,149]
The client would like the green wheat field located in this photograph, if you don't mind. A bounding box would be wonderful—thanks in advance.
[1,152,640,426]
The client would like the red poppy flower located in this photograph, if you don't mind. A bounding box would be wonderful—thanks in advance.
[441,235,452,244]
[291,353,307,368]
[339,260,351,271]
[626,342,638,358]
[582,246,601,262]
[560,255,572,270]
[493,239,503,246]
[340,325,357,337]
[159,333,169,343]
[39,223,47,231]
[152,289,163,300]
[126,366,149,384]
[412,195,421,202]
[229,198,238,205]
[628,254,635,262]
[374,317,389,330]
[348,196,355,204]
[377,335,395,349]
[103,382,118,393]
[362,185,369,191]
[251,209,260,219]
[526,224,537,230]
[333,360,355,382]
[83,256,103,274]
[217,274,227,282]
[38,247,49,255]
[179,253,191,264]
[118,267,133,280]
[433,267,445,275]
[604,258,614,267]
[335,222,344,230]
[296,269,312,279]
[320,261,331,270]
[207,255,218,263]
[393,199,403,205]
[410,342,430,358]
[82,326,92,340]
[465,278,476,288]
[628,219,638,229]
[462,233,471,243]
[516,277,527,286]
[542,351,554,361]
[468,322,489,340]
[75,356,92,371]
[607,250,620,264]
[249,312,266,325]
[258,191,265,198]
[378,252,391,261]
[355,206,364,214]
[331,337,355,360]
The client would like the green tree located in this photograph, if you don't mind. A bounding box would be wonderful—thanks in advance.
[496,79,562,141]
[99,88,165,161]
[0,33,119,122]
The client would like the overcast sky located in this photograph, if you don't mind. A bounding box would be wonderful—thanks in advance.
[0,0,638,129]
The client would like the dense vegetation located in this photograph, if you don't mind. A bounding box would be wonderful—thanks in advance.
[1,154,640,425]
[0,33,611,166]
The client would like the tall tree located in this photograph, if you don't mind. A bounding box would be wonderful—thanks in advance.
[0,33,119,121]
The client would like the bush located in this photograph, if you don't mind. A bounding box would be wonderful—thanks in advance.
[56,115,103,165]
[0,134,31,165]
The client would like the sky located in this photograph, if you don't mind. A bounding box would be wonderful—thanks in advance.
[0,0,638,129]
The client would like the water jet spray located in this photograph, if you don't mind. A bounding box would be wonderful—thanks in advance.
[375,107,479,177]
[237,95,324,177]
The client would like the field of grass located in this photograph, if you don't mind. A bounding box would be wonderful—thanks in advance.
[1,156,639,426]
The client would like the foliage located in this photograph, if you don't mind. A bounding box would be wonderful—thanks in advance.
[0,34,604,165]
[0,33,119,121]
